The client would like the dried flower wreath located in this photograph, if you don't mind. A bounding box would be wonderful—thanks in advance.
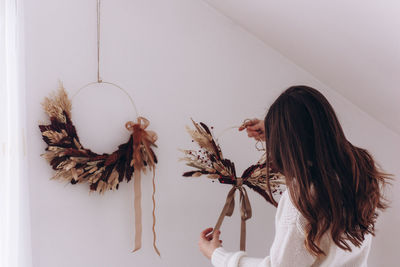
[181,119,286,251]
[39,85,160,255]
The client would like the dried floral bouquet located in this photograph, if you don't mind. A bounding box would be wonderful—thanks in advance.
[181,119,286,251]
[39,85,160,255]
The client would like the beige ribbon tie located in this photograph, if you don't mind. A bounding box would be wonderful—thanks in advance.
[213,178,252,251]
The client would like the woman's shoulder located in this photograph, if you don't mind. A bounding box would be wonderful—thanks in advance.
[276,190,307,234]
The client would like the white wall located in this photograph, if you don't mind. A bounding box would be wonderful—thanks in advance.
[204,0,400,135]
[24,0,400,267]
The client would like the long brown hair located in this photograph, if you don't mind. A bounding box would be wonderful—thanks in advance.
[264,85,390,256]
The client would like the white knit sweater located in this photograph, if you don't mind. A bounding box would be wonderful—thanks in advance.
[211,190,372,267]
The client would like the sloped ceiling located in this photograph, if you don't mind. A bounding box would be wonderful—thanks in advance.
[204,0,400,135]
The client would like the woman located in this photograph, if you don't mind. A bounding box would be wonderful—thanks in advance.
[198,86,390,267]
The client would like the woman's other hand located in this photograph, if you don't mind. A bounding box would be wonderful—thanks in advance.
[239,118,265,141]
[198,228,222,259]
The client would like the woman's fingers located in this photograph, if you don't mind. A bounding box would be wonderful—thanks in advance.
[200,228,219,243]
[247,130,258,137]
[240,119,265,141]
[198,228,223,259]
[239,119,260,131]
[239,119,265,139]
[247,125,262,132]
[248,130,263,138]
[200,228,213,240]
[212,229,220,239]
[212,230,223,247]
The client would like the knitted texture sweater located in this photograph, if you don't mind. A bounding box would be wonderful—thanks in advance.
[211,190,372,267]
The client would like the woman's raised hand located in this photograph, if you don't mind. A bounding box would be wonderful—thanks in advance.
[239,118,265,141]
[198,228,222,259]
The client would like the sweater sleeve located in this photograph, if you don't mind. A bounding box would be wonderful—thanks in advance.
[211,247,266,267]
[211,191,316,267]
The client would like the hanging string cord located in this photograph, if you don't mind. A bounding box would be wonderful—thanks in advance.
[71,0,139,117]
[97,0,102,83]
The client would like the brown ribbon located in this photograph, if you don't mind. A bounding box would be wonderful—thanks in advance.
[126,117,160,256]
[151,168,161,256]
[213,178,252,251]
[132,170,142,253]
[125,117,158,145]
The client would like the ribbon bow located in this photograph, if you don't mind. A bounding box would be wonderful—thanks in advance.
[213,178,252,251]
[125,117,158,145]
[125,117,160,256]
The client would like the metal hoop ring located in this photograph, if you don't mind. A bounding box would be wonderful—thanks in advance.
[72,81,139,118]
